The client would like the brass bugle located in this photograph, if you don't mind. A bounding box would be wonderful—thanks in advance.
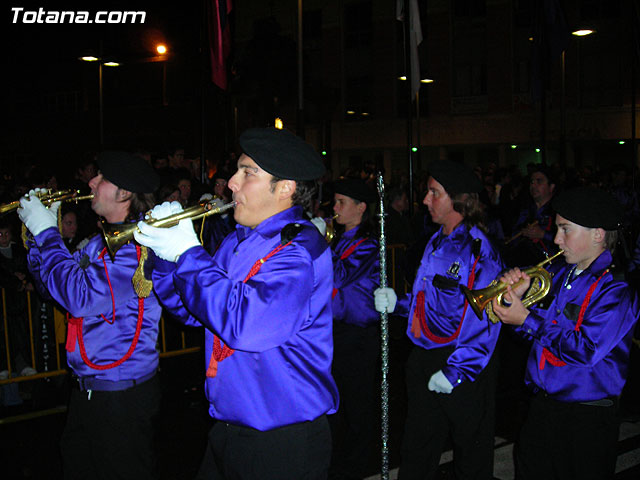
[0,189,94,216]
[325,214,340,243]
[460,249,564,323]
[102,200,237,257]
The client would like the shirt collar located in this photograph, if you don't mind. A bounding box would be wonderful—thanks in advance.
[235,205,303,243]
[578,249,612,280]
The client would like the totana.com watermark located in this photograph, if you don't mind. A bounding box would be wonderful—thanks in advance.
[11,7,146,24]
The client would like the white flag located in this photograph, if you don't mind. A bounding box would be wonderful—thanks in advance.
[397,0,423,97]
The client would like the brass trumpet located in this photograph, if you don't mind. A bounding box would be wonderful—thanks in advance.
[461,249,564,323]
[0,189,94,216]
[102,200,237,257]
[325,214,340,243]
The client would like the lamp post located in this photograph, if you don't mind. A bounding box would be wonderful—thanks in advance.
[79,54,119,146]
[560,28,595,166]
[79,43,168,145]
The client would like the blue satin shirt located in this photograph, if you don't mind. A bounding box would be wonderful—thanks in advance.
[332,226,380,328]
[27,227,161,381]
[153,206,339,431]
[396,223,504,388]
[518,250,639,402]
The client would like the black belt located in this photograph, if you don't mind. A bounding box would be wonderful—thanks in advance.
[75,370,156,392]
[537,390,616,407]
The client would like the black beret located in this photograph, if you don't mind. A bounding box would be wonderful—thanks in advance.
[552,187,622,230]
[97,151,160,193]
[333,178,377,204]
[238,128,325,181]
[429,160,482,195]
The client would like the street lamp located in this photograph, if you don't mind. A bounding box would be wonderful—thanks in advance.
[79,54,119,146]
[560,28,595,165]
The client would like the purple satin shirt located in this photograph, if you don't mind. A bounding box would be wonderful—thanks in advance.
[396,224,503,388]
[153,206,339,431]
[27,227,161,381]
[332,226,380,328]
[518,250,639,402]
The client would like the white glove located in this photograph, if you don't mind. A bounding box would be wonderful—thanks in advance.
[134,202,200,262]
[310,217,327,237]
[199,193,214,202]
[428,370,454,394]
[17,189,60,237]
[146,201,183,220]
[374,287,397,313]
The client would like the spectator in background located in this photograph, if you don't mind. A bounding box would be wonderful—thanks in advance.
[0,219,37,379]
[60,208,79,252]
[157,184,181,204]
[177,175,193,208]
[504,165,558,267]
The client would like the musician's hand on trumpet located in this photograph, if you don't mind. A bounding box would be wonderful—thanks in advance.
[490,268,532,326]
[133,201,201,262]
[17,188,61,237]
[520,223,545,240]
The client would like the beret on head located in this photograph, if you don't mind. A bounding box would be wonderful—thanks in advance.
[429,160,482,195]
[333,178,377,204]
[552,187,622,230]
[238,128,326,181]
[97,151,160,193]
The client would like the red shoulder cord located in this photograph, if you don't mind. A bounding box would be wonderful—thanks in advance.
[410,253,481,343]
[539,269,609,370]
[206,240,295,378]
[65,246,146,370]
[331,237,369,299]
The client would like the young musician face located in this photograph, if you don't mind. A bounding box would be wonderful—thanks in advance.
[554,214,605,270]
[423,177,463,234]
[88,173,131,224]
[228,154,294,229]
[333,194,365,233]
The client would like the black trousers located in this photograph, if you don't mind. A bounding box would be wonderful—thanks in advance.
[60,374,161,480]
[329,322,380,478]
[399,346,498,480]
[196,414,331,480]
[516,392,619,480]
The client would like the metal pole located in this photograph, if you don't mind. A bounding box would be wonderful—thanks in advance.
[99,61,104,147]
[376,173,390,480]
[404,0,415,215]
[560,50,566,166]
[297,0,304,138]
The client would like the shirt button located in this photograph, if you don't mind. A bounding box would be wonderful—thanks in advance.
[566,285,572,290]
[527,329,532,334]
[556,309,561,314]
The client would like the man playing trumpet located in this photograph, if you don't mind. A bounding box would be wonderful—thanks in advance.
[17,151,162,480]
[492,187,639,480]
[134,128,339,480]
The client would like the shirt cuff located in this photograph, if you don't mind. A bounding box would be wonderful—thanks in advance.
[441,366,464,389]
[521,311,545,338]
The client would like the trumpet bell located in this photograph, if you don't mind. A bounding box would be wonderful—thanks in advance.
[459,249,564,323]
[460,283,499,321]
[101,222,139,258]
